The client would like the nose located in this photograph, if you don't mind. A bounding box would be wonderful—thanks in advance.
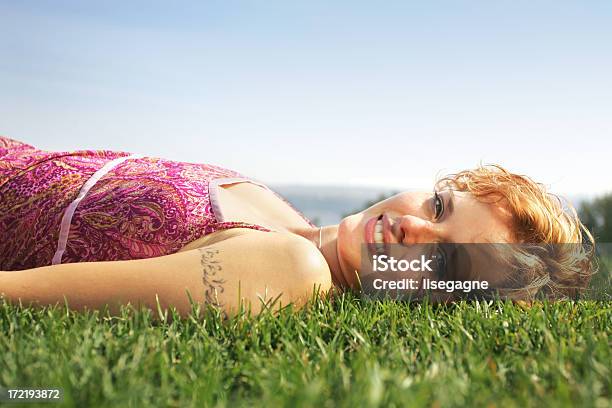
[397,215,438,244]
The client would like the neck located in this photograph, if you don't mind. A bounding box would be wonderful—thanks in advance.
[288,224,347,288]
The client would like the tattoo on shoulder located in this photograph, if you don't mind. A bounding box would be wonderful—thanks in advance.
[198,247,226,307]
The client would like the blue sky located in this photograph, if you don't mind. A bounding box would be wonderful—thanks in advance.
[1,1,610,195]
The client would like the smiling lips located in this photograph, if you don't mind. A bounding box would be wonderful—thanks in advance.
[366,213,395,245]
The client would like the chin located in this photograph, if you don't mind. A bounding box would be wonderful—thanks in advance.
[336,213,364,273]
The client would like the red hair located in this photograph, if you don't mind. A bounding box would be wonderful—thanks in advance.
[437,164,596,300]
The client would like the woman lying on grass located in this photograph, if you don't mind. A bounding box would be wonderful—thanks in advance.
[0,136,595,316]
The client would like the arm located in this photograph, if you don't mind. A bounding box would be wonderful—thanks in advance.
[0,231,332,317]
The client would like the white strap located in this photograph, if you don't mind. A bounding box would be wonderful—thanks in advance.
[51,154,141,265]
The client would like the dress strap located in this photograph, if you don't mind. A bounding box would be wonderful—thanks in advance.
[51,154,141,265]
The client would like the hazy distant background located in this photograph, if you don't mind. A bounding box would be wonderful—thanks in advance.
[1,1,610,223]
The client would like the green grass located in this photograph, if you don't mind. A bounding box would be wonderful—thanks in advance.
[0,295,610,408]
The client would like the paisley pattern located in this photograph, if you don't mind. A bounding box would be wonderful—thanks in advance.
[0,136,312,271]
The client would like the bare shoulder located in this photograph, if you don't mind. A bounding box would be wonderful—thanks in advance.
[275,232,332,281]
[192,229,332,292]
[259,231,333,295]
[186,229,325,266]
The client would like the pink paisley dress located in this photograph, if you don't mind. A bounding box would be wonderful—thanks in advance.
[0,136,314,271]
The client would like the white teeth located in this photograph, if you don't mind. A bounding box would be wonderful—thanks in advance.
[374,231,384,245]
[374,219,384,244]
[375,222,383,233]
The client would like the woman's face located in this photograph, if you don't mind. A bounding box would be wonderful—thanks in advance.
[336,188,515,290]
